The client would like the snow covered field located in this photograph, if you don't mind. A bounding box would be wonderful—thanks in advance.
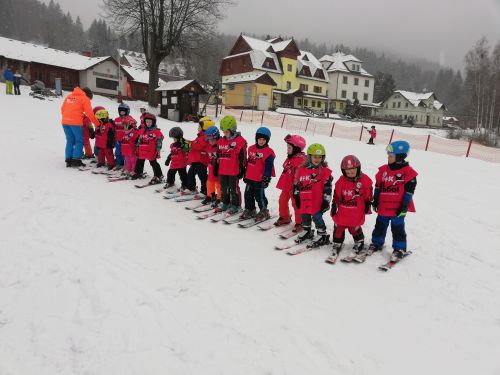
[1,85,500,375]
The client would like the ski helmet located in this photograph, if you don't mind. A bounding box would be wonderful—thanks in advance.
[386,140,410,155]
[95,109,109,121]
[93,106,105,114]
[341,155,361,178]
[143,113,156,126]
[205,126,220,140]
[220,115,237,132]
[307,143,326,156]
[256,127,271,144]
[118,103,130,116]
[284,134,306,151]
[199,116,215,131]
[169,126,183,139]
[82,87,93,99]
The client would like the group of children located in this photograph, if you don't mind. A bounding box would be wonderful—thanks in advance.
[81,108,418,262]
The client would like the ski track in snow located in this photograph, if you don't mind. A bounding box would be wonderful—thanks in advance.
[1,84,500,375]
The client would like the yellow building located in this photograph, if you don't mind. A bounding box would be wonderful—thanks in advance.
[220,35,329,112]
[221,72,276,110]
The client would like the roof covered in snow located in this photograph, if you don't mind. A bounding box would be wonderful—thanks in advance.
[393,90,445,110]
[222,72,276,85]
[297,51,328,82]
[119,49,186,77]
[0,36,111,71]
[319,51,373,77]
[155,80,206,94]
[121,65,166,86]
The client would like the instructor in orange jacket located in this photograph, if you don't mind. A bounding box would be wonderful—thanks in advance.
[61,87,100,167]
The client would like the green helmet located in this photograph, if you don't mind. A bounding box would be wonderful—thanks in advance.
[220,115,237,132]
[307,143,326,156]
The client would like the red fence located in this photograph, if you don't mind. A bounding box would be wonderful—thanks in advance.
[201,105,500,164]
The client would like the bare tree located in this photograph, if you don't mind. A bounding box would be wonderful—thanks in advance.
[103,0,232,106]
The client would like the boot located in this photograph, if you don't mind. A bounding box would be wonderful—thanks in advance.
[201,195,212,205]
[240,208,256,220]
[331,242,344,256]
[255,208,270,222]
[149,176,162,185]
[353,240,365,254]
[215,202,229,213]
[292,223,302,233]
[390,249,405,262]
[70,159,85,167]
[65,158,72,168]
[226,205,241,215]
[295,227,314,243]
[211,199,221,209]
[366,243,383,255]
[274,216,291,226]
[309,230,330,248]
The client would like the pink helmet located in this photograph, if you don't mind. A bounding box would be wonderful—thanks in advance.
[284,134,306,151]
[340,155,361,170]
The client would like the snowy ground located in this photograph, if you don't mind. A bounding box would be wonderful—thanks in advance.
[1,84,500,375]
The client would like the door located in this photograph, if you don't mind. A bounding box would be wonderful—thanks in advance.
[426,115,430,126]
[244,84,253,107]
[257,94,269,111]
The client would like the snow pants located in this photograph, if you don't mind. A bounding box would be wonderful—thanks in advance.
[97,147,115,168]
[62,125,84,160]
[371,215,407,250]
[206,179,221,199]
[5,80,13,94]
[333,224,364,244]
[186,162,208,194]
[14,83,20,95]
[136,159,163,178]
[124,155,137,174]
[244,181,268,210]
[301,211,326,232]
[278,190,301,224]
[220,175,241,207]
[166,167,187,187]
[115,141,124,166]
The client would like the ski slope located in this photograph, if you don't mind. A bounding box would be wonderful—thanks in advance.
[1,85,500,375]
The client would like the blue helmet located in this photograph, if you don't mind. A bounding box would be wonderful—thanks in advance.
[205,126,220,140]
[256,126,271,143]
[118,103,130,116]
[387,140,410,155]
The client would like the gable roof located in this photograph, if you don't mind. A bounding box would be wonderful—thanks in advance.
[393,90,445,110]
[297,51,328,82]
[223,72,277,86]
[319,51,373,77]
[155,79,206,94]
[118,49,186,77]
[0,36,111,71]
[121,65,166,86]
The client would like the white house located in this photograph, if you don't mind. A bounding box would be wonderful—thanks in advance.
[319,51,375,113]
[374,90,446,127]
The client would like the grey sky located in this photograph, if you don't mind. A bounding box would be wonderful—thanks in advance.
[48,0,500,69]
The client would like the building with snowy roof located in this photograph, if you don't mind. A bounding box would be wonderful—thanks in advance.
[373,90,446,127]
[119,49,186,81]
[319,51,375,113]
[220,35,329,111]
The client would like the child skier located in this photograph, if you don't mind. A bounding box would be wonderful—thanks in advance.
[132,113,164,184]
[203,126,222,206]
[329,155,373,260]
[164,127,190,189]
[293,143,333,247]
[215,115,247,214]
[274,134,307,231]
[185,117,213,195]
[241,127,275,221]
[114,103,137,169]
[94,108,116,170]
[82,114,95,159]
[368,140,418,261]
[120,116,141,176]
[364,125,376,145]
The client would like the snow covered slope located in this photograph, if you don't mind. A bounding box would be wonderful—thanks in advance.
[1,85,500,375]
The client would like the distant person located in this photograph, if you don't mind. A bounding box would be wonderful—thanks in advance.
[60,87,100,167]
[364,125,376,145]
[13,70,28,95]
[3,67,14,95]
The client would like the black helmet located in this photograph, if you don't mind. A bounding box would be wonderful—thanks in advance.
[169,127,183,139]
[82,87,93,99]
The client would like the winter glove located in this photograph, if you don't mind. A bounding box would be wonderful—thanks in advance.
[155,151,161,159]
[372,197,379,213]
[262,176,271,189]
[330,201,338,216]
[165,154,171,166]
[293,186,301,209]
[364,201,372,214]
[321,195,330,213]
[396,203,409,217]
[89,128,95,139]
[238,165,246,179]
[213,162,219,177]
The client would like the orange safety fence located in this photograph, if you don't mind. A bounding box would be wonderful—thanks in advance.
[426,136,469,157]
[468,142,500,163]
[283,116,309,132]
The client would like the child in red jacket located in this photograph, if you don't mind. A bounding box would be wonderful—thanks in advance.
[274,134,307,231]
[328,155,373,262]
[94,108,115,170]
[164,126,190,190]
[293,143,333,247]
[120,118,141,176]
[132,113,164,184]
[203,126,222,206]
[241,127,275,222]
[185,117,212,195]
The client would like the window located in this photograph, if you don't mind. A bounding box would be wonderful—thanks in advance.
[365,80,369,87]
[286,81,291,90]
[287,64,292,72]
[397,102,401,108]
[313,86,322,94]
[299,83,309,92]
[317,102,322,108]
[392,102,396,108]
[342,76,348,84]
[96,78,118,90]
[297,98,303,105]
[363,93,368,101]
[341,90,347,98]
[227,83,235,90]
[354,78,359,86]
[339,102,344,110]
[404,115,407,119]
[304,99,309,106]
[405,102,409,108]
[312,100,316,107]
[353,92,358,99]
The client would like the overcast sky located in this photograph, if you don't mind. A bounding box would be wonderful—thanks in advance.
[47,0,500,69]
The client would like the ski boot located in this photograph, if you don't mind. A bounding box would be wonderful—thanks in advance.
[211,199,221,209]
[255,208,271,222]
[353,243,381,263]
[201,195,212,205]
[390,249,405,262]
[215,202,229,213]
[308,230,330,248]
[325,242,343,263]
[65,158,72,168]
[274,216,291,226]
[240,208,256,220]
[295,227,314,244]
[149,176,163,185]
[226,205,241,215]
[70,159,86,167]
[292,223,303,233]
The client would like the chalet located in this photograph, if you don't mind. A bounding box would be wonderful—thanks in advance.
[121,65,166,102]
[119,49,185,81]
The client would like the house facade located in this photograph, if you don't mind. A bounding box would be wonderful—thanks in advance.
[319,52,375,113]
[220,35,328,111]
[374,90,446,127]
